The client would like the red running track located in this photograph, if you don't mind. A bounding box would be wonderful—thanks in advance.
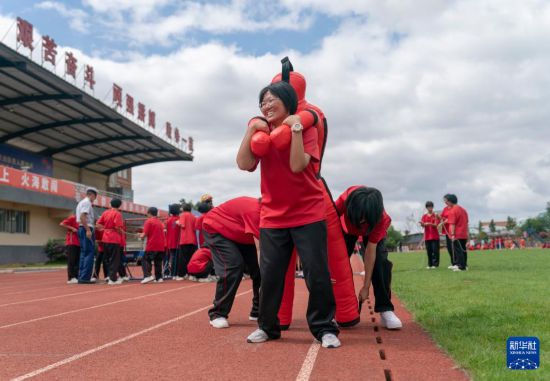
[0,267,470,381]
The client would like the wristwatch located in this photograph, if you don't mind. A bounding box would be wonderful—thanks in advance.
[291,123,303,133]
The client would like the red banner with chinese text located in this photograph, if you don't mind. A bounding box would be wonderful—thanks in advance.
[0,165,75,198]
[1,165,160,216]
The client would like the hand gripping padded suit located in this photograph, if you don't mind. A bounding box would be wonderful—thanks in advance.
[274,57,359,327]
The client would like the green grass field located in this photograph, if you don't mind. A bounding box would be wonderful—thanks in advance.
[390,249,549,381]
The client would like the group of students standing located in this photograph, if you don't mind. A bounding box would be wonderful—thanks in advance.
[420,194,470,272]
[61,189,217,285]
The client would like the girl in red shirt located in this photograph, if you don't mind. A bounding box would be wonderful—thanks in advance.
[95,198,124,284]
[438,198,456,268]
[140,207,166,283]
[444,194,469,271]
[60,215,80,283]
[335,186,402,330]
[420,201,441,269]
[164,203,181,278]
[175,203,197,280]
[237,81,339,348]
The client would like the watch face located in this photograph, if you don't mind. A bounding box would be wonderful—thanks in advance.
[292,123,303,132]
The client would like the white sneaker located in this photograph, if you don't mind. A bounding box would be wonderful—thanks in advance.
[141,276,154,284]
[122,276,130,282]
[453,267,467,272]
[183,275,189,280]
[90,277,97,282]
[247,329,268,343]
[321,333,341,348]
[66,278,78,284]
[108,278,123,285]
[426,266,432,269]
[155,278,164,283]
[188,275,197,282]
[380,311,403,330]
[209,317,229,329]
[174,276,183,281]
[448,265,457,269]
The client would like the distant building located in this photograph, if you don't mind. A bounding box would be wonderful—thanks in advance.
[0,41,192,264]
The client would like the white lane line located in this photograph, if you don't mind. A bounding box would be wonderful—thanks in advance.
[0,284,206,330]
[2,285,71,297]
[0,285,133,308]
[10,289,252,381]
[295,340,321,381]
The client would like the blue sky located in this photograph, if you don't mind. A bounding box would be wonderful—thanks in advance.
[0,1,343,58]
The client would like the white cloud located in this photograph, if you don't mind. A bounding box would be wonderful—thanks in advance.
[2,0,550,231]
[36,1,89,33]
[81,0,311,46]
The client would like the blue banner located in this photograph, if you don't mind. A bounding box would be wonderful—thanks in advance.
[0,143,53,176]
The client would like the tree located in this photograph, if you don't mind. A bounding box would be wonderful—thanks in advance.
[506,216,517,231]
[489,219,496,233]
[519,203,550,234]
[385,225,403,251]
[477,220,487,240]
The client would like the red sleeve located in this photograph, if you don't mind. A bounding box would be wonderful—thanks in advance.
[97,214,105,225]
[242,210,260,239]
[367,212,391,244]
[143,219,151,236]
[447,208,457,225]
[302,127,319,161]
[334,193,346,216]
[61,216,72,226]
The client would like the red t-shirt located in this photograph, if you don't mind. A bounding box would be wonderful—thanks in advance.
[164,215,180,249]
[334,186,391,244]
[421,213,440,241]
[447,205,469,240]
[195,213,207,247]
[203,197,260,245]
[255,126,324,228]
[143,217,166,252]
[61,215,79,246]
[440,206,451,236]
[187,248,212,274]
[96,209,123,244]
[178,212,197,245]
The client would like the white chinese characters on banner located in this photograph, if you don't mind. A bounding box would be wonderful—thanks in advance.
[0,167,9,183]
[31,175,40,189]
[21,172,30,186]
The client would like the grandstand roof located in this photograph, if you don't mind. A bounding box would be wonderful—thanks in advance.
[0,42,192,176]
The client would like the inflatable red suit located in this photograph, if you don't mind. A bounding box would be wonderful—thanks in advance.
[251,57,359,327]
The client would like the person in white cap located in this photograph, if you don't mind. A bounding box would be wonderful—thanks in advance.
[76,187,98,283]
